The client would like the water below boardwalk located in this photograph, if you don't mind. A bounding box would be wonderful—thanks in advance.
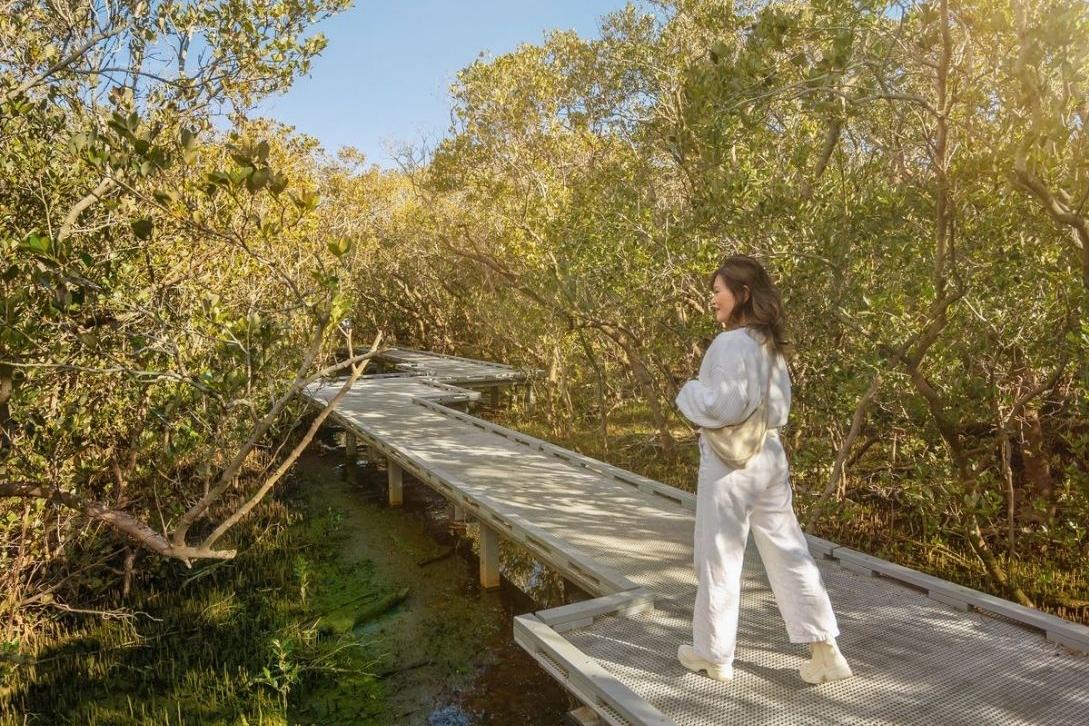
[292,428,580,725]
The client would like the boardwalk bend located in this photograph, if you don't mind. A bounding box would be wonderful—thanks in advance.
[304,347,1089,726]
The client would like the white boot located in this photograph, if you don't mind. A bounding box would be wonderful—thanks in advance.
[799,638,853,684]
[677,643,734,681]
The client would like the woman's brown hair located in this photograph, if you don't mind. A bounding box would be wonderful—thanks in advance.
[709,254,793,358]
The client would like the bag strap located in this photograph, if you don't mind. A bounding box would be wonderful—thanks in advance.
[760,341,774,428]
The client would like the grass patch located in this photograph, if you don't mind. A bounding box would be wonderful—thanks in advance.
[1,476,390,725]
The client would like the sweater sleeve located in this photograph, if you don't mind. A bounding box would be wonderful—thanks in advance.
[675,343,754,428]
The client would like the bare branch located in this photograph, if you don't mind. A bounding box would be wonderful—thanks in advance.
[3,26,128,103]
[57,177,117,242]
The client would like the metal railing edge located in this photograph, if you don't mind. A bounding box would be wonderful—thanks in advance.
[826,545,1089,653]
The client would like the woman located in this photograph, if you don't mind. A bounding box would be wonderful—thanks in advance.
[674,254,853,685]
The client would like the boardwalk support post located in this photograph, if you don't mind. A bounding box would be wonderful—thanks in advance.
[452,503,466,523]
[388,460,403,507]
[345,432,357,458]
[489,386,500,407]
[479,523,500,590]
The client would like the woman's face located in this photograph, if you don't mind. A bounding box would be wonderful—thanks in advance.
[710,274,744,325]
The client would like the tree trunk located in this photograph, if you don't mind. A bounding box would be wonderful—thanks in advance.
[1017,403,1056,521]
[806,373,881,530]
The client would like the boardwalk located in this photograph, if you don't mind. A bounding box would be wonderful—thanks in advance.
[305,349,1089,726]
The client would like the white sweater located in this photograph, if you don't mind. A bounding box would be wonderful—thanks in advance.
[675,327,791,430]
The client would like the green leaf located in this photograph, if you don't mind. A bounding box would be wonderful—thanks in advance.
[268,172,288,196]
[21,233,51,255]
[246,167,270,193]
[131,218,154,240]
[326,238,352,257]
[107,119,134,141]
[229,166,254,186]
[294,190,319,211]
[180,127,197,151]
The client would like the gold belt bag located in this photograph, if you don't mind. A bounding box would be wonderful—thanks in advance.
[700,344,773,468]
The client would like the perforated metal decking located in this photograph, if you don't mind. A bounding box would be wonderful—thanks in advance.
[307,348,1089,726]
[561,545,1089,725]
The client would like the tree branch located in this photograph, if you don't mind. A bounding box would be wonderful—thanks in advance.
[3,26,128,103]
[170,319,331,546]
[201,338,379,549]
[58,177,117,242]
[0,482,235,565]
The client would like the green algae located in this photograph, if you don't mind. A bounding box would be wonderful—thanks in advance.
[288,451,508,724]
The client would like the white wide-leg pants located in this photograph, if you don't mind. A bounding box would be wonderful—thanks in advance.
[693,429,840,665]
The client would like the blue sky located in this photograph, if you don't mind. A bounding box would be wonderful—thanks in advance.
[257,1,631,169]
